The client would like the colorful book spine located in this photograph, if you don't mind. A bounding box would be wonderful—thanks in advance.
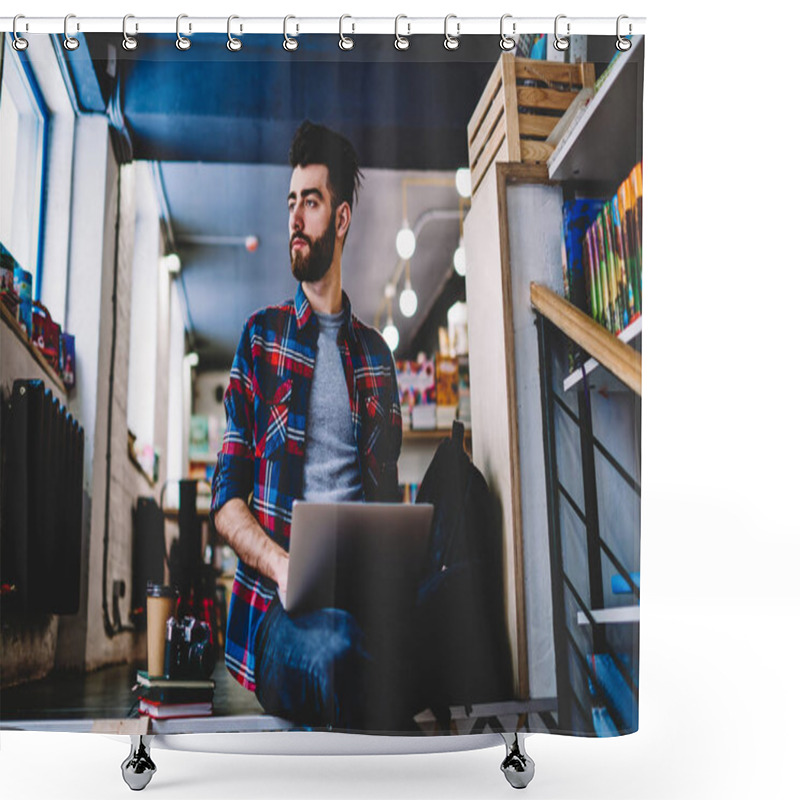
[602,205,623,332]
[561,198,605,319]
[617,177,639,319]
[562,161,643,339]
[594,218,612,331]
[631,162,643,311]
[586,219,600,324]
[611,195,634,324]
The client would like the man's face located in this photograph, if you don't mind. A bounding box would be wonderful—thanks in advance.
[288,164,337,283]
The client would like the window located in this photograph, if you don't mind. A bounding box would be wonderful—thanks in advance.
[0,35,48,295]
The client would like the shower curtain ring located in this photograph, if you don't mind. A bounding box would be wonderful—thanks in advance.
[394,15,410,50]
[176,14,191,50]
[12,15,29,51]
[122,15,138,51]
[499,14,515,51]
[616,15,633,51]
[553,14,569,51]
[444,14,460,51]
[339,15,354,50]
[283,16,299,51]
[227,15,242,51]
[64,14,80,51]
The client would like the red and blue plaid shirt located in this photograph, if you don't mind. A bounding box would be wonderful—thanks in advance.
[211,284,403,690]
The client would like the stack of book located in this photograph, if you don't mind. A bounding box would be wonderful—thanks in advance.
[396,356,436,430]
[561,161,643,348]
[134,670,215,720]
[435,355,459,430]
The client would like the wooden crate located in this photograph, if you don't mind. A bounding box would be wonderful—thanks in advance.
[467,54,596,196]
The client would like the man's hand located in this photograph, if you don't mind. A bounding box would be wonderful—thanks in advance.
[273,549,289,606]
[215,499,289,591]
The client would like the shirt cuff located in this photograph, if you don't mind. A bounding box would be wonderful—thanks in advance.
[211,453,254,516]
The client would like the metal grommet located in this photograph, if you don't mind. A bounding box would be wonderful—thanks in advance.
[500,14,515,51]
[64,14,80,51]
[553,14,569,51]
[616,15,632,51]
[444,14,459,51]
[283,15,298,51]
[227,15,242,51]
[394,15,410,50]
[122,14,138,51]
[339,15,354,51]
[176,14,191,51]
[12,15,29,51]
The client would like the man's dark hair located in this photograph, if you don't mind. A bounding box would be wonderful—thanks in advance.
[289,120,363,210]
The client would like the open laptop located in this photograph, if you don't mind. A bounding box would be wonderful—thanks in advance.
[284,501,434,630]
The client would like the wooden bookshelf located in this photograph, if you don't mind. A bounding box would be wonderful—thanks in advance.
[462,37,644,707]
[0,299,67,395]
[548,36,644,184]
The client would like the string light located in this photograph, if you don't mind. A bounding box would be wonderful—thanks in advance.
[399,261,418,317]
[455,167,472,198]
[395,220,416,260]
[453,237,466,276]
[163,253,181,274]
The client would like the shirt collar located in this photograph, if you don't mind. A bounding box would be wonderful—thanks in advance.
[294,283,355,339]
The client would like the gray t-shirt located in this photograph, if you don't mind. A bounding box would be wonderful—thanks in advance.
[301,309,364,502]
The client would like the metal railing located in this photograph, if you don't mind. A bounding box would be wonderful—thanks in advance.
[534,306,641,736]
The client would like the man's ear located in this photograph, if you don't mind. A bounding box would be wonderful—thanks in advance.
[336,202,352,240]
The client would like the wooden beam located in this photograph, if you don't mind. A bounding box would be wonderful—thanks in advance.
[468,56,503,145]
[470,120,506,197]
[495,163,529,699]
[518,113,560,139]
[529,282,642,396]
[469,88,505,169]
[517,86,580,112]
[500,53,521,162]
[515,59,595,87]
[520,140,554,165]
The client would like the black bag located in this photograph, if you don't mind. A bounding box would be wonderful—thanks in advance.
[412,421,514,726]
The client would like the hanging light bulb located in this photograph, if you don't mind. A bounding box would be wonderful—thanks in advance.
[453,237,467,276]
[382,284,400,352]
[382,316,399,352]
[163,253,181,274]
[455,167,472,198]
[395,220,416,260]
[399,262,418,318]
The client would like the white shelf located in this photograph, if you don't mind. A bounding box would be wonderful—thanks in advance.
[577,606,640,626]
[563,315,641,393]
[548,36,644,184]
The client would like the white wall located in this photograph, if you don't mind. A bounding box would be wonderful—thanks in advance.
[165,280,188,510]
[126,161,161,448]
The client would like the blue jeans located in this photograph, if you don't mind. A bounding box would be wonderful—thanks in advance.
[254,599,419,732]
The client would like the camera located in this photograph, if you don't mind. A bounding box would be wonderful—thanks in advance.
[163,616,215,680]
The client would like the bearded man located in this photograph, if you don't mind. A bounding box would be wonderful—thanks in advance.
[211,121,408,731]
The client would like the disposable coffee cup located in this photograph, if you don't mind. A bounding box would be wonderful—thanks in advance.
[146,583,177,678]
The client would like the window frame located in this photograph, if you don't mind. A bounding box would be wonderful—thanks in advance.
[0,33,50,300]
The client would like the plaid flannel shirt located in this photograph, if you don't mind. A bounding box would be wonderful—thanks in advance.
[211,284,403,690]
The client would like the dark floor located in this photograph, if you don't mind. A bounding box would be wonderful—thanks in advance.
[0,659,262,721]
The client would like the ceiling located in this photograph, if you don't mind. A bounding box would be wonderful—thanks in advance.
[65,33,501,370]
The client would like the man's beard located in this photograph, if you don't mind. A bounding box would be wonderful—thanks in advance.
[290,213,336,283]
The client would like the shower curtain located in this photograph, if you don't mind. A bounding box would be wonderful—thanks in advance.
[0,23,644,743]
